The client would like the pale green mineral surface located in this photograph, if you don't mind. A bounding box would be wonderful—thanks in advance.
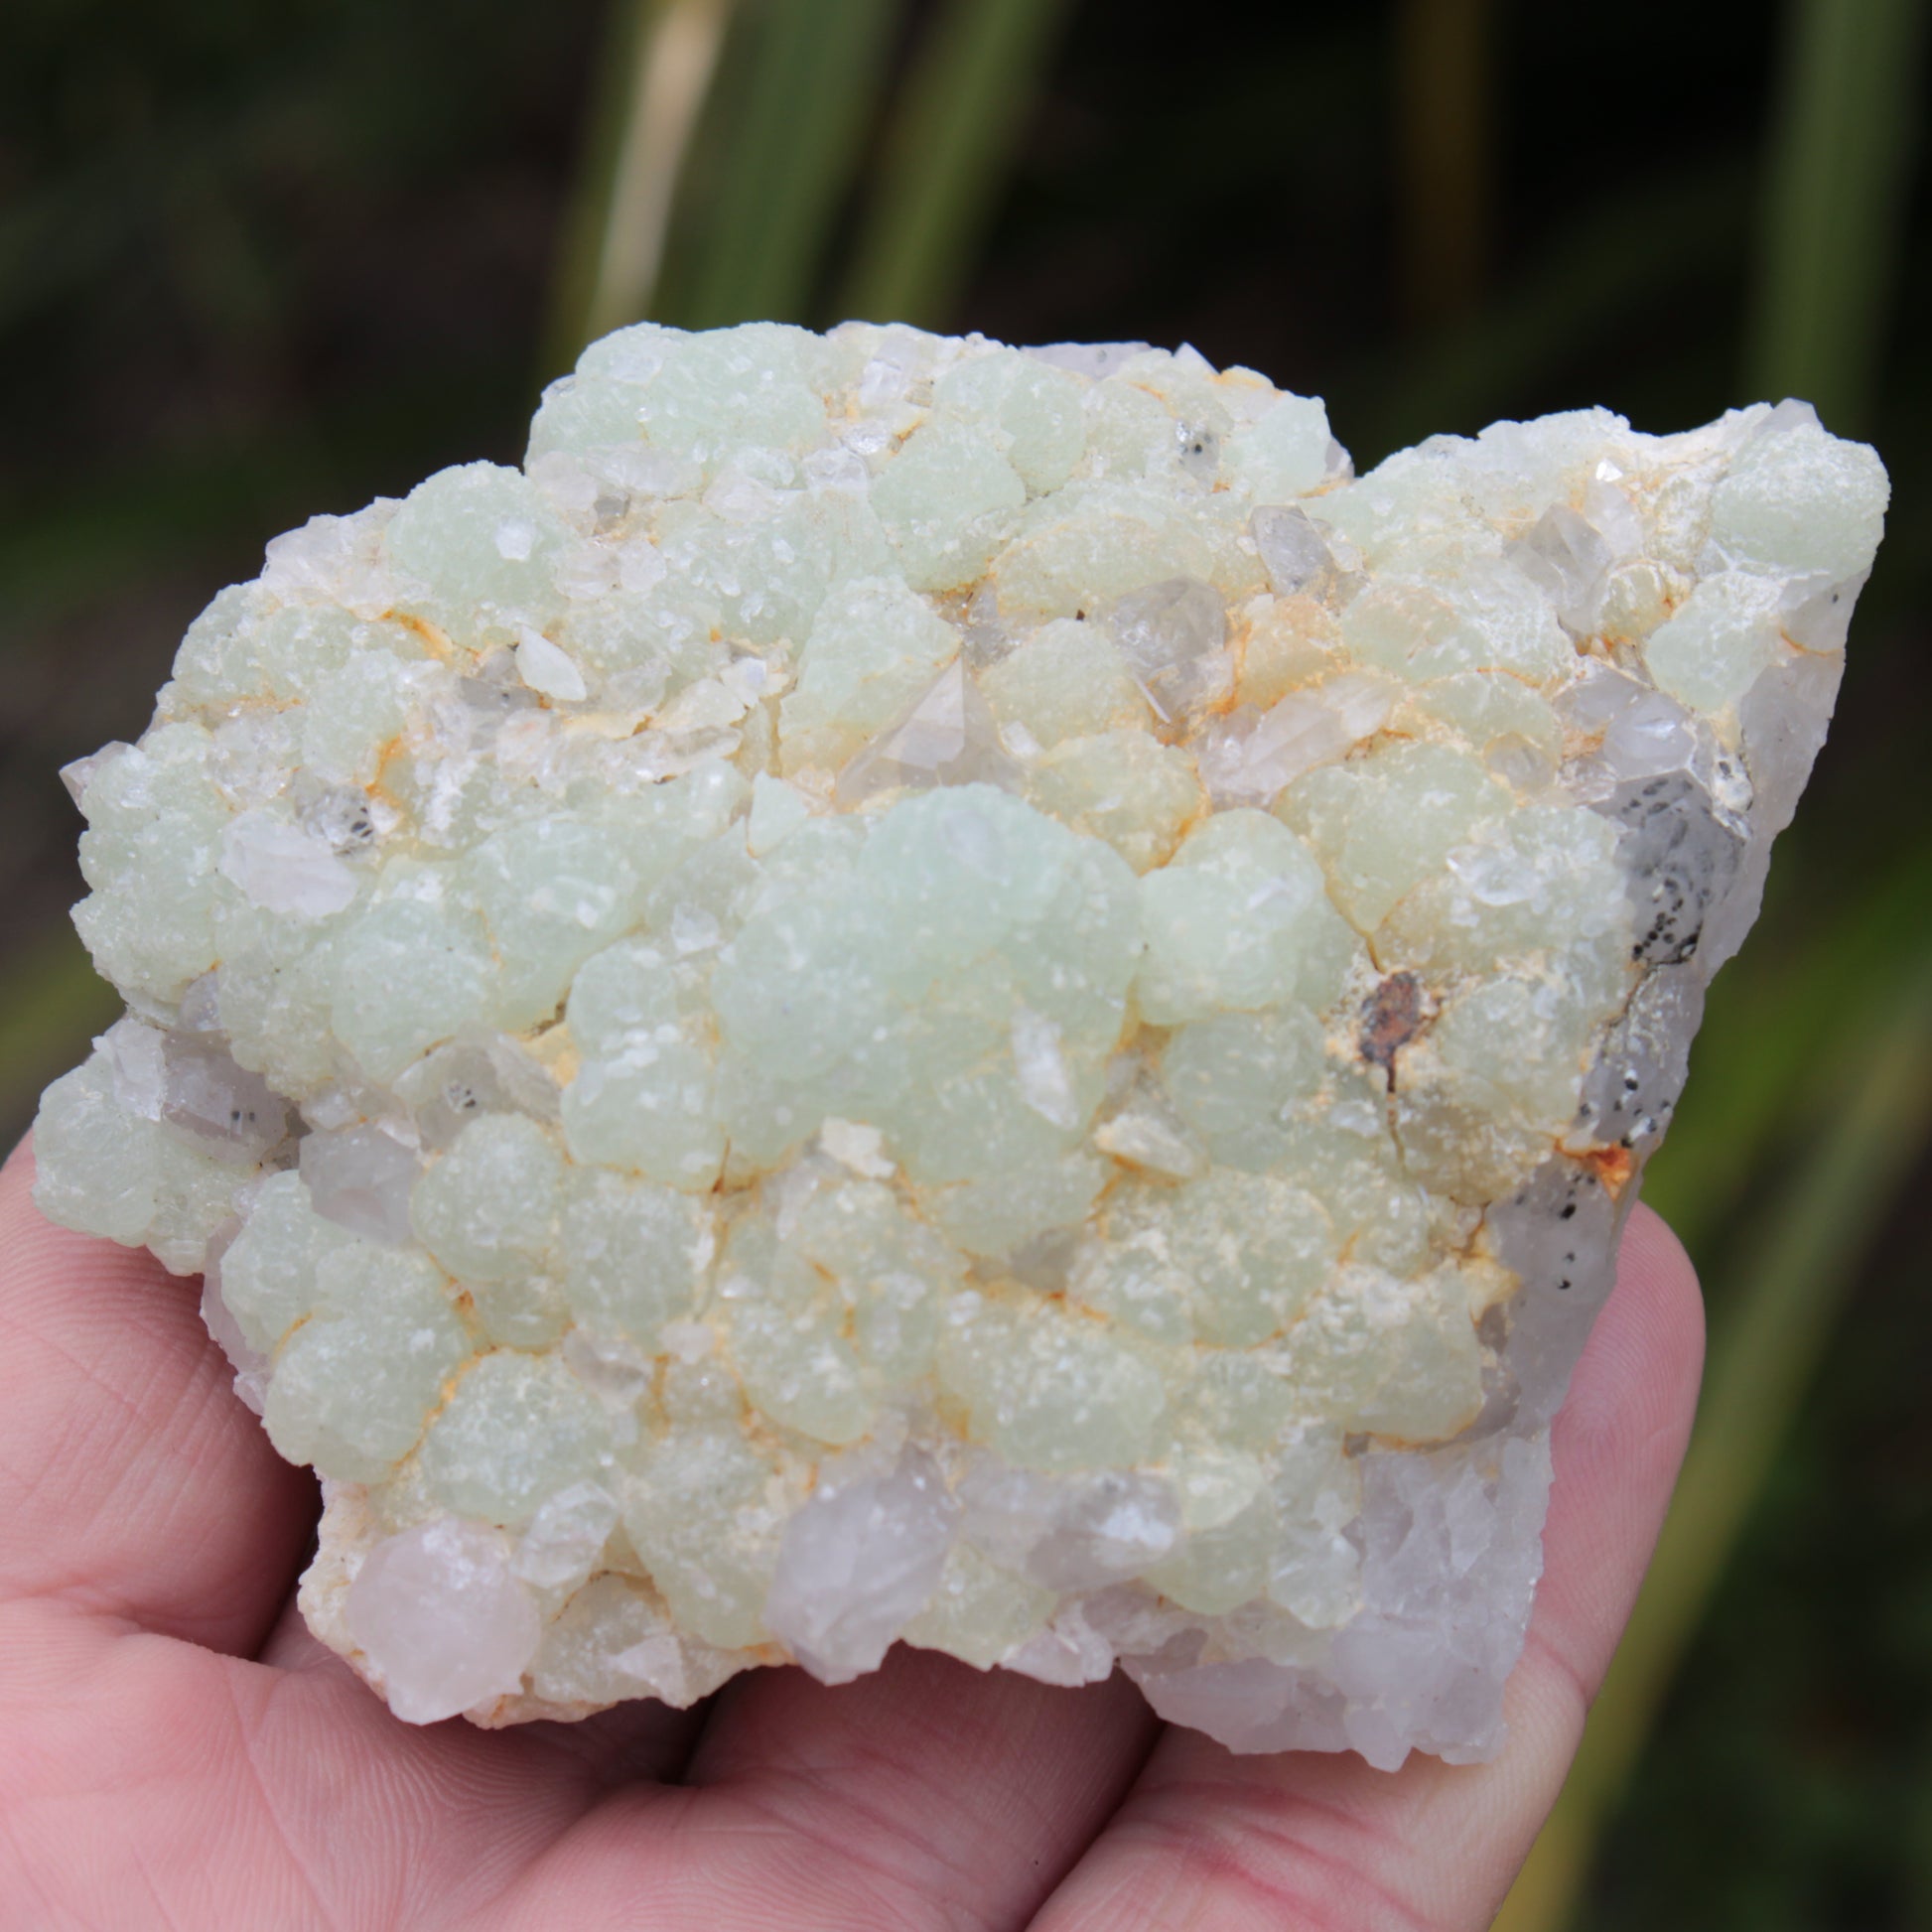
[33,324,1886,1765]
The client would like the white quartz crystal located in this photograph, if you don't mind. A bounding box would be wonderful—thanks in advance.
[345,1516,542,1723]
[33,321,1887,1765]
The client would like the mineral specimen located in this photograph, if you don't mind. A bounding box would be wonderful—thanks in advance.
[32,323,1887,1768]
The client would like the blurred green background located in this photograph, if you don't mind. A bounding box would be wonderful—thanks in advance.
[3,1,1930,1922]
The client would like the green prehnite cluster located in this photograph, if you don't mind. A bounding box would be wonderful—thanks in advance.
[33,323,1886,1764]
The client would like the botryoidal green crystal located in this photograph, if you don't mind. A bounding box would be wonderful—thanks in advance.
[34,324,1887,1764]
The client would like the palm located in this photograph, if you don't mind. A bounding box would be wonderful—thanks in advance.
[0,1140,1703,1931]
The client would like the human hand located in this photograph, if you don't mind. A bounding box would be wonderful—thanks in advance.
[0,1136,1702,1931]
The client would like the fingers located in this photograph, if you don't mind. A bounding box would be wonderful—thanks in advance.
[1027,1203,1706,1932]
[0,1138,316,1654]
[696,1650,1159,1918]
[0,1611,639,1932]
[492,1649,1160,1932]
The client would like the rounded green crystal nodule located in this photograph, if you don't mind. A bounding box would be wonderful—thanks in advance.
[34,325,1886,1765]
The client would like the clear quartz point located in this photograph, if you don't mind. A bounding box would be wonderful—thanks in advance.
[835,659,1022,804]
[1251,505,1339,599]
[1199,671,1395,806]
[346,1519,541,1725]
[160,1033,289,1163]
[298,1123,421,1244]
[1101,577,1231,724]
[1023,341,1150,378]
[1507,504,1613,633]
[60,742,130,808]
[764,1448,960,1685]
[395,1042,514,1152]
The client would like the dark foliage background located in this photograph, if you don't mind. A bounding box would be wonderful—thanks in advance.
[2,3,1928,1923]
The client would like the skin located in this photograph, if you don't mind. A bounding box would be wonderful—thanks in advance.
[0,1136,1704,1931]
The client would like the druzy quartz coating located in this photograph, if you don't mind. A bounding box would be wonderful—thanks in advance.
[33,323,1887,1765]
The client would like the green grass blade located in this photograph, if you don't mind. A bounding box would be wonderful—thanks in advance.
[677,0,901,329]
[1745,0,1930,431]
[834,0,1077,329]
[1497,928,1932,1932]
[543,0,738,374]
[543,0,655,381]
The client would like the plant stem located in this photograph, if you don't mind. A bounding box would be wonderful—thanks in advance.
[1746,0,1930,432]
[834,0,1075,330]
[543,0,737,375]
[678,0,900,330]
